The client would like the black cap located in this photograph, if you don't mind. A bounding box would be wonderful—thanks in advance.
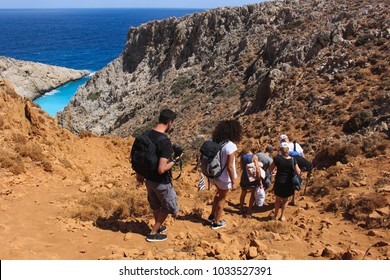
[266,145,274,153]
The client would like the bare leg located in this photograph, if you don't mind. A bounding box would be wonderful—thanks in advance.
[290,191,296,206]
[153,209,159,223]
[239,188,247,214]
[209,190,219,220]
[274,196,282,220]
[247,189,255,215]
[214,188,229,223]
[150,209,168,234]
[279,197,289,221]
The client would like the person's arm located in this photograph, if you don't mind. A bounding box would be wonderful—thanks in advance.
[269,161,277,175]
[268,161,276,191]
[298,143,305,158]
[253,155,261,179]
[240,155,245,171]
[227,152,236,190]
[156,138,179,175]
[157,157,176,175]
[295,162,301,175]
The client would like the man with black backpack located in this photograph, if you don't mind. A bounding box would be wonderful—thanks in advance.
[131,109,181,242]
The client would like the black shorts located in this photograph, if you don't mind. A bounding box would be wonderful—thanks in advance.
[240,180,259,190]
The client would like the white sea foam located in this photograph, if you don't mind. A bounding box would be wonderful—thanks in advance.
[88,71,96,77]
[45,89,60,96]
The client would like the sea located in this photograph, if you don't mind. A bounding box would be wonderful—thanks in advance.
[0,8,202,116]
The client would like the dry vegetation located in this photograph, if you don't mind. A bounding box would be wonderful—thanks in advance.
[71,187,149,222]
[0,0,389,260]
[1,62,389,261]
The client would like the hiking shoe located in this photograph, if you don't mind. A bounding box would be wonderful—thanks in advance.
[206,214,215,223]
[211,220,227,230]
[146,232,167,242]
[158,225,167,234]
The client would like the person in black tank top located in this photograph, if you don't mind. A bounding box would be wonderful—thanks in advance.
[269,142,301,221]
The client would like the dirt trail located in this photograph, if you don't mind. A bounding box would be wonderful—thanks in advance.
[0,81,388,260]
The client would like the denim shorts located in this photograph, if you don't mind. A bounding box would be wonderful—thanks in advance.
[145,180,179,215]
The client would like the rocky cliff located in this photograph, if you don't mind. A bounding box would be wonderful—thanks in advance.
[0,0,389,260]
[58,0,389,154]
[0,56,89,100]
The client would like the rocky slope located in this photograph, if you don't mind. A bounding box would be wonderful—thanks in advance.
[0,0,389,260]
[0,80,389,260]
[0,56,89,100]
[58,0,389,144]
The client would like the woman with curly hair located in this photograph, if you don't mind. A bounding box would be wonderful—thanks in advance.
[207,119,243,230]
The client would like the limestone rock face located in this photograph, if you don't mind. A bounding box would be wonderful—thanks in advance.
[0,56,89,100]
[57,0,389,144]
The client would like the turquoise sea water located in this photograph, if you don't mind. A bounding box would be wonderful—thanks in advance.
[0,8,202,116]
[35,76,91,116]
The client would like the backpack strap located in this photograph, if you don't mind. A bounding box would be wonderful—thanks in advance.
[147,130,182,181]
[291,157,297,176]
[218,140,229,174]
[145,131,168,162]
[293,140,297,151]
[171,159,183,180]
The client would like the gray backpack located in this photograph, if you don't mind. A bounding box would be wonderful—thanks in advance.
[199,140,227,179]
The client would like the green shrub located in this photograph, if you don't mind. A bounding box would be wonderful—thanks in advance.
[87,91,102,101]
[171,75,194,96]
[355,34,376,46]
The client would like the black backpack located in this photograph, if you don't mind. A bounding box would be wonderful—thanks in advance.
[293,155,314,172]
[199,140,227,179]
[130,130,166,179]
[290,141,314,172]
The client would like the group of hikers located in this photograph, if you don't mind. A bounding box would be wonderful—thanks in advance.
[131,109,312,242]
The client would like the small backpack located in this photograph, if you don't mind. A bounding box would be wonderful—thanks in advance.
[246,161,266,182]
[199,140,227,179]
[130,130,166,179]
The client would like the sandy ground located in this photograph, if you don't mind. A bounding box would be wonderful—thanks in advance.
[0,81,389,260]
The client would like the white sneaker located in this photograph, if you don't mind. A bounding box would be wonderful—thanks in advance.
[211,220,227,230]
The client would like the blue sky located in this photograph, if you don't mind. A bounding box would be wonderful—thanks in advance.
[0,0,265,9]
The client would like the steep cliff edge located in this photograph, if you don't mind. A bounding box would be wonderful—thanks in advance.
[58,0,389,141]
[0,0,389,262]
[57,0,389,151]
[0,56,89,100]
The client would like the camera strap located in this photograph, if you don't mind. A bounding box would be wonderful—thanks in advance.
[171,158,182,180]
